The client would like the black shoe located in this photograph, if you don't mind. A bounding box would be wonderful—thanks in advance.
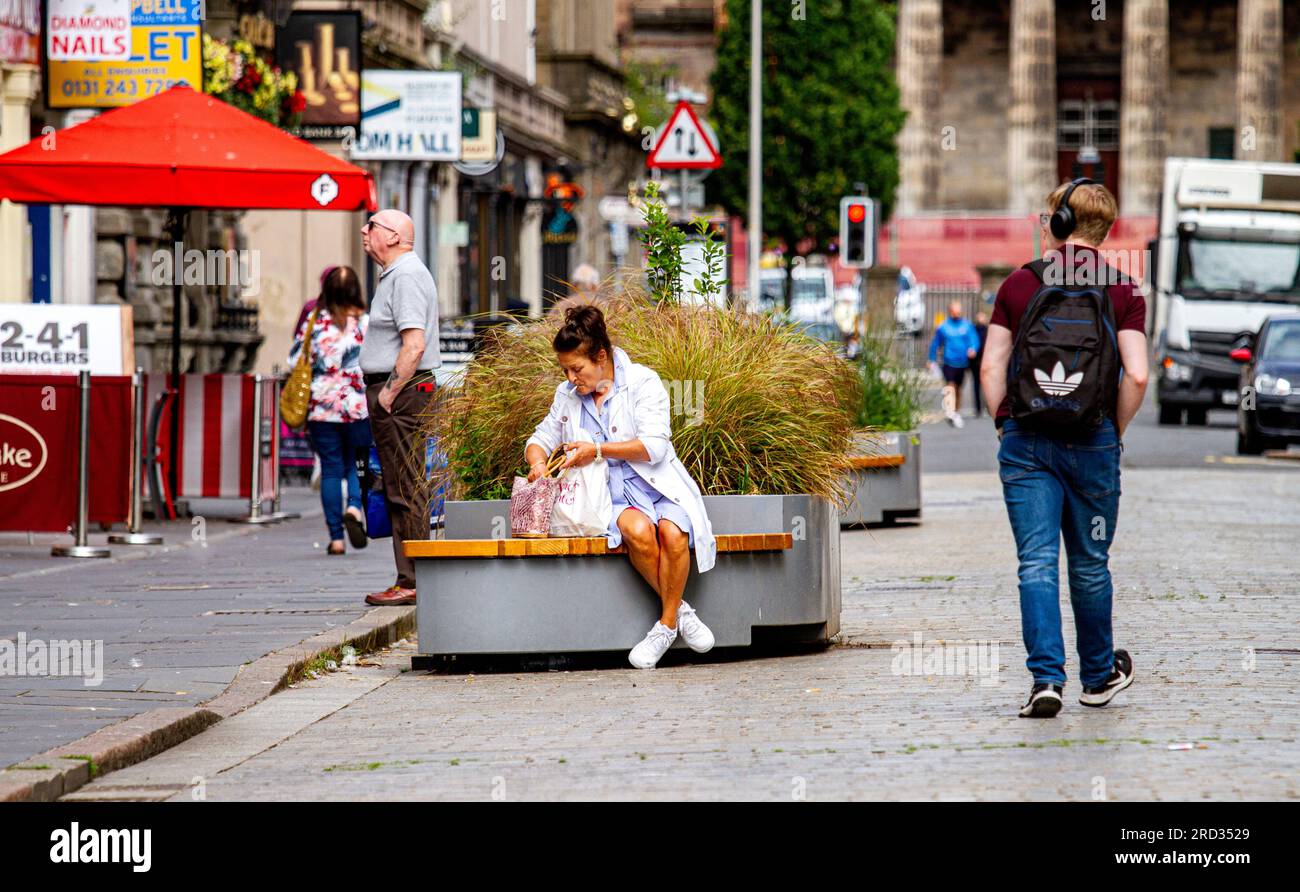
[1080,649,1133,707]
[1019,683,1063,718]
[343,509,368,550]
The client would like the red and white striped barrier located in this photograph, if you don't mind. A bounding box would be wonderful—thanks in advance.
[143,374,277,501]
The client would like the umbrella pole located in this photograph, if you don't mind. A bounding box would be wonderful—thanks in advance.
[167,208,188,506]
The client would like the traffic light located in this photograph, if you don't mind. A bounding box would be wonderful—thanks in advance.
[839,196,875,268]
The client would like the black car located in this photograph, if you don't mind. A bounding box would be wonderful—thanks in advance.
[1232,313,1300,454]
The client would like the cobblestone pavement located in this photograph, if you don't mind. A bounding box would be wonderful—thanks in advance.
[0,489,392,768]
[67,466,1299,801]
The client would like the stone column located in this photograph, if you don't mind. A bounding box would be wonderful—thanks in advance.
[0,65,39,303]
[895,0,943,215]
[1006,0,1056,215]
[1119,0,1169,216]
[1237,0,1284,162]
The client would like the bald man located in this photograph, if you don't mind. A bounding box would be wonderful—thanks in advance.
[358,209,441,606]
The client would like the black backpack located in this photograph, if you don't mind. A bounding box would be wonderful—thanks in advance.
[1008,258,1122,434]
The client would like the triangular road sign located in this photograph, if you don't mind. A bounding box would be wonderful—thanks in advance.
[647,101,722,169]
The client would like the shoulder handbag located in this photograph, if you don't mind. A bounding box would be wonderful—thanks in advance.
[279,308,319,429]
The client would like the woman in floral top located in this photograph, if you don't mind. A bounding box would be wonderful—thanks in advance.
[287,266,371,555]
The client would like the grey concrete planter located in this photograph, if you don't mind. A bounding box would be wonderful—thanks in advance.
[412,494,840,657]
[839,430,922,526]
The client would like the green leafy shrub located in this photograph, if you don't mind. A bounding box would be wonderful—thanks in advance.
[854,329,926,433]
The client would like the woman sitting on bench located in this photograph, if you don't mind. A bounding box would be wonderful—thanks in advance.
[525,306,718,669]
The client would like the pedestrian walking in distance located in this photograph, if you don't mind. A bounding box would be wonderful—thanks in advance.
[980,179,1149,718]
[928,301,980,428]
[286,266,371,556]
[525,306,718,670]
[357,209,441,606]
[971,311,989,417]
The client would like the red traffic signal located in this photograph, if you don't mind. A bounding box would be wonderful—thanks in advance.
[839,196,874,268]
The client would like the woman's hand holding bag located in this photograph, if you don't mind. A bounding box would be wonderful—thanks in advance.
[548,428,612,538]
[509,446,568,538]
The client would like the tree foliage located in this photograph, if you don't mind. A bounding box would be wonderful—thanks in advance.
[707,0,905,257]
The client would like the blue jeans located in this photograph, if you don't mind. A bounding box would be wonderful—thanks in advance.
[998,418,1122,688]
[308,419,372,540]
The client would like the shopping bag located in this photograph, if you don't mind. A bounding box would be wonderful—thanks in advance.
[362,438,449,540]
[509,447,567,538]
[549,429,613,538]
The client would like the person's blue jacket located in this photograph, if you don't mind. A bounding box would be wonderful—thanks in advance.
[928,318,981,370]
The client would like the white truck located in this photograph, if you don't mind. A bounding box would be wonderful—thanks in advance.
[1153,158,1300,424]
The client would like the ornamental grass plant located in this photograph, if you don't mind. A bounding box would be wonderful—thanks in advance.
[419,285,863,508]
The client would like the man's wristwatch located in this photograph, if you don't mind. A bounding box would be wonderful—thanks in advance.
[594,442,603,462]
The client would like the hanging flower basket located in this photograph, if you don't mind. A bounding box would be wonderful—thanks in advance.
[203,34,306,131]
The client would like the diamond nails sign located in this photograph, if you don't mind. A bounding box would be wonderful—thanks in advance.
[46,0,131,61]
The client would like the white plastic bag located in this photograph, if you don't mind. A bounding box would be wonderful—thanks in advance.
[549,428,613,538]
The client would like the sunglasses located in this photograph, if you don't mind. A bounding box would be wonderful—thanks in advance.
[363,218,398,235]
[1038,213,1053,227]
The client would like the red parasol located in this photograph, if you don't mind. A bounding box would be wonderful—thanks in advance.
[0,85,376,211]
[0,86,377,498]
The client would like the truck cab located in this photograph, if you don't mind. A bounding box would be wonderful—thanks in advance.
[1154,158,1300,424]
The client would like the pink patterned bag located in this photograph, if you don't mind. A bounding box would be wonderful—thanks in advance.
[509,449,567,538]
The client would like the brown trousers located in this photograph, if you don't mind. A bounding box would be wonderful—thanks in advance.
[366,380,434,589]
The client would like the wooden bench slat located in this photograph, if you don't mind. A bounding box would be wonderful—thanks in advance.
[847,454,906,469]
[404,531,793,559]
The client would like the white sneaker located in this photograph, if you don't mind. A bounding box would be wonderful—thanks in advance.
[676,601,715,653]
[952,412,965,429]
[628,621,677,669]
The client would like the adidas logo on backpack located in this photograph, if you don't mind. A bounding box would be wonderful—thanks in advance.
[1035,361,1084,396]
[1009,257,1122,433]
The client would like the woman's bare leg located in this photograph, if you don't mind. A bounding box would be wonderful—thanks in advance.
[618,508,661,600]
[655,518,690,628]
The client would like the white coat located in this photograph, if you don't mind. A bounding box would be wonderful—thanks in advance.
[525,346,717,573]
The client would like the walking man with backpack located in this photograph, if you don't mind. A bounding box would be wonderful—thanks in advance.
[979,179,1149,718]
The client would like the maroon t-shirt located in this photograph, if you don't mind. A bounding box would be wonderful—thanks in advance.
[989,246,1146,421]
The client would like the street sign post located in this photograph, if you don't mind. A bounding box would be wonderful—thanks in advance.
[647,99,722,220]
[646,101,722,170]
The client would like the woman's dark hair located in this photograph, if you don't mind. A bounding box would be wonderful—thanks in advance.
[553,304,613,361]
[321,266,365,321]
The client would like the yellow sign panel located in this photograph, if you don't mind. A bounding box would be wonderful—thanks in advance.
[47,24,201,108]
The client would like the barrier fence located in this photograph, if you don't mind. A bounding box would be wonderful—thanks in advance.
[0,371,285,556]
[0,373,132,534]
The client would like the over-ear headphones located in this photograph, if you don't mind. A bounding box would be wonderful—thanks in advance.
[1049,177,1095,240]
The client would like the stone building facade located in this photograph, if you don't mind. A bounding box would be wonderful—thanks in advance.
[897,0,1300,216]
[615,0,724,98]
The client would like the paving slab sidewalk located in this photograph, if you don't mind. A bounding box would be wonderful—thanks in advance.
[67,466,1300,801]
[0,488,398,771]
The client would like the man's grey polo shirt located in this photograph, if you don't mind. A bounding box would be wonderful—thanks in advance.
[359,251,441,374]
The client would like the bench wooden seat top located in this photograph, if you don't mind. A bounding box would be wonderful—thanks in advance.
[405,532,793,559]
[846,453,906,470]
